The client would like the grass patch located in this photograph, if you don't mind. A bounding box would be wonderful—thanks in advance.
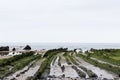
[91,55,120,66]
[88,49,120,66]
[110,56,120,60]
[85,49,120,66]
[11,55,39,72]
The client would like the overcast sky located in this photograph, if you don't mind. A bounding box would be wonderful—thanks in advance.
[0,0,120,43]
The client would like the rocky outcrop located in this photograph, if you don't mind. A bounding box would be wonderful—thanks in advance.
[23,45,31,50]
[0,46,9,51]
[12,48,16,51]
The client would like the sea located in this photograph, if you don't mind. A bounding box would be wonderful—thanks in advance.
[1,43,120,51]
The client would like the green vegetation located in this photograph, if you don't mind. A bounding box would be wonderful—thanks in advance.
[63,52,78,65]
[0,52,41,79]
[88,49,120,66]
[77,53,120,76]
[111,56,120,60]
[43,48,68,58]
[0,52,35,66]
[63,52,72,65]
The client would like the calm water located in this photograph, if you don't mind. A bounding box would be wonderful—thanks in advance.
[1,43,120,51]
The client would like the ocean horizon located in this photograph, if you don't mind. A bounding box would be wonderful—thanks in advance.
[1,43,120,50]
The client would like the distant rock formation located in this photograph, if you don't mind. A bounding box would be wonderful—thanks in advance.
[12,48,16,51]
[0,46,9,51]
[23,45,31,50]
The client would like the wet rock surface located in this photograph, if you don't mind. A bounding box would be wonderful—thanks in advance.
[1,49,120,80]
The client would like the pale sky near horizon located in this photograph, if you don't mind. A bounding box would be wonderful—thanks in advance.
[0,0,120,43]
